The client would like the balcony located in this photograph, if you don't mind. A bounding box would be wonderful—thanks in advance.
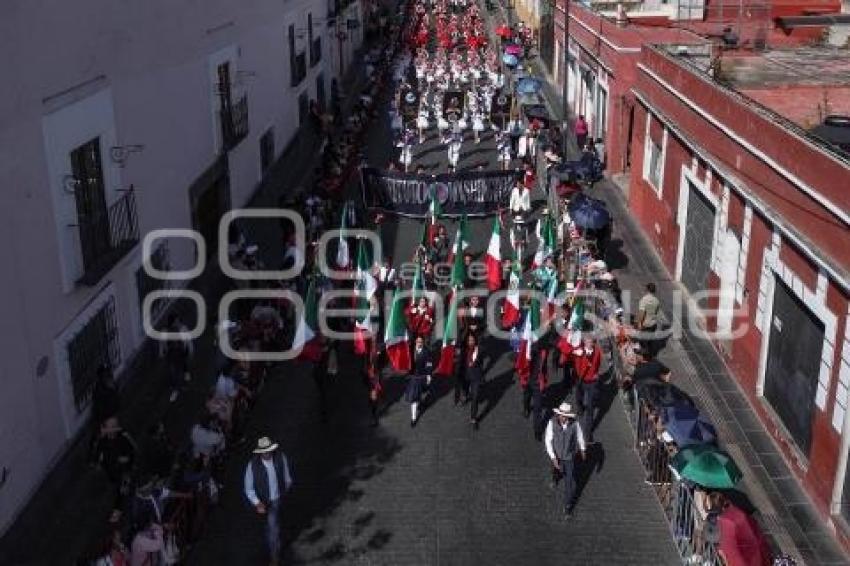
[291,52,307,86]
[76,188,139,286]
[221,94,250,151]
[310,37,322,67]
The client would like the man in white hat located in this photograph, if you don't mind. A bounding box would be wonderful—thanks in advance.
[544,402,586,518]
[244,437,293,565]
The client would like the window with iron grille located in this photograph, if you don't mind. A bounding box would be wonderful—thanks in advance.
[289,26,307,86]
[136,242,171,327]
[218,62,249,150]
[67,297,120,413]
[70,139,140,285]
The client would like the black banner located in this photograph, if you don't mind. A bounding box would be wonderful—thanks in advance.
[401,89,419,119]
[360,167,518,218]
[443,90,465,123]
[492,91,512,118]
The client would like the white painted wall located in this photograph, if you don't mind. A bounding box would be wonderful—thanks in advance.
[0,0,332,535]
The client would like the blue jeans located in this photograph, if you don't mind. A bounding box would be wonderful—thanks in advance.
[576,379,599,441]
[265,498,282,560]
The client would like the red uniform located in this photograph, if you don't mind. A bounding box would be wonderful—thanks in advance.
[572,346,602,383]
[406,305,434,338]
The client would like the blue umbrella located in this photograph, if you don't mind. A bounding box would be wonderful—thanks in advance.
[663,404,718,447]
[502,53,519,67]
[570,199,611,230]
[516,77,542,95]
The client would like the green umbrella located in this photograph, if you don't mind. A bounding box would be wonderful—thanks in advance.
[671,444,742,489]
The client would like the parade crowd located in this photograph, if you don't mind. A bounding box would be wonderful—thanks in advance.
[79,0,786,564]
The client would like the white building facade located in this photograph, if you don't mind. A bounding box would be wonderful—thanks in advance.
[0,0,362,534]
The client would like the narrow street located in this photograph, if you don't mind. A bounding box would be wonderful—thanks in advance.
[187,7,680,563]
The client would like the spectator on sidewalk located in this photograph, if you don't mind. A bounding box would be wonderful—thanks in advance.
[138,422,174,483]
[574,115,589,151]
[92,417,137,504]
[129,517,164,566]
[191,414,225,460]
[244,437,293,566]
[544,402,586,519]
[637,282,662,357]
[91,364,119,428]
[159,314,194,403]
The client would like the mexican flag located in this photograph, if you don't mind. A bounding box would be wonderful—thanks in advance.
[449,243,465,290]
[485,217,502,292]
[336,202,351,269]
[515,296,541,382]
[568,282,585,331]
[531,214,556,269]
[384,288,412,372]
[354,239,378,355]
[435,291,459,376]
[293,278,323,362]
[501,253,522,328]
[543,275,559,325]
[446,215,470,264]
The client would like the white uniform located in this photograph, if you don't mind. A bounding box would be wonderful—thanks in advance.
[472,112,485,132]
[417,109,429,130]
[448,138,461,168]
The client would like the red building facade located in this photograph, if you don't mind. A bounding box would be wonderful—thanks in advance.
[629,44,850,545]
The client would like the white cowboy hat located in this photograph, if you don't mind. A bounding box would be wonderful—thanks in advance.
[253,436,279,454]
[553,402,576,418]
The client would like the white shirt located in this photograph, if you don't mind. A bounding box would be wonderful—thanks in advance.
[215,374,238,399]
[244,455,292,506]
[544,418,586,461]
[191,425,224,457]
[510,187,531,213]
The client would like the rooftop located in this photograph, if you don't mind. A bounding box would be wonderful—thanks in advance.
[717,46,850,88]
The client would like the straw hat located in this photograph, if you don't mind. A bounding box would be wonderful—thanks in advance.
[253,436,278,454]
[553,402,576,418]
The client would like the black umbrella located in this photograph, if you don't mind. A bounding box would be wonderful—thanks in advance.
[570,199,611,230]
[637,380,695,408]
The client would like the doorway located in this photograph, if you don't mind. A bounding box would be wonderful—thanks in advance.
[763,276,824,456]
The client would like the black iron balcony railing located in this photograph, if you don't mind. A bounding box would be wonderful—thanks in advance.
[76,188,139,286]
[310,37,322,67]
[291,52,307,86]
[221,94,250,151]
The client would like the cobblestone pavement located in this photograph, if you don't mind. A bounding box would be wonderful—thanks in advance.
[187,58,680,566]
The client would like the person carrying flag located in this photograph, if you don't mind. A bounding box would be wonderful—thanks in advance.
[462,333,484,430]
[406,335,434,427]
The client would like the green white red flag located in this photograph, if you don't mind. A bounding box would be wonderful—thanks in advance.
[384,288,412,372]
[293,278,323,362]
[501,253,522,328]
[435,290,459,376]
[485,217,502,292]
[354,239,378,355]
[515,296,541,383]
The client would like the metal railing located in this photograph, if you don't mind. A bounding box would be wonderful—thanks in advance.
[76,188,140,285]
[221,94,250,151]
[585,281,728,565]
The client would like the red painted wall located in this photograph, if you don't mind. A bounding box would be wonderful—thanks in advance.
[628,46,850,544]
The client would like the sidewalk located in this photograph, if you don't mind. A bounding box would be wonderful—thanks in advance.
[595,178,848,565]
[0,49,373,566]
